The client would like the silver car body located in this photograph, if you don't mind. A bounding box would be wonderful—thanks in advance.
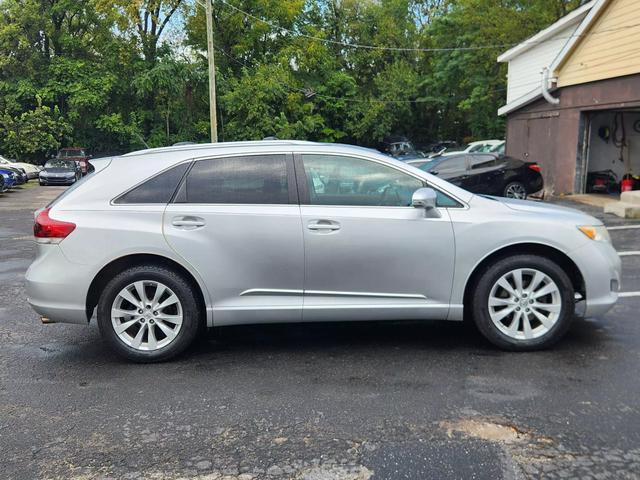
[25,141,621,326]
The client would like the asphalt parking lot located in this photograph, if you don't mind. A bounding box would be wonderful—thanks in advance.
[1,184,640,480]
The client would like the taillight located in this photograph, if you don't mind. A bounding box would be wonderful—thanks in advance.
[528,163,541,172]
[34,207,76,243]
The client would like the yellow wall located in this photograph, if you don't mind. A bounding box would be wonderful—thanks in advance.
[556,0,640,87]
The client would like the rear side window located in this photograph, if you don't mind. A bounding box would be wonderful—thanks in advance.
[115,162,189,204]
[470,155,499,169]
[177,155,289,204]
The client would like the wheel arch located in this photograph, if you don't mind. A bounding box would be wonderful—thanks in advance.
[462,243,586,316]
[86,253,208,324]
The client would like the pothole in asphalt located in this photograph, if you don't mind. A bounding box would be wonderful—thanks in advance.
[440,418,531,444]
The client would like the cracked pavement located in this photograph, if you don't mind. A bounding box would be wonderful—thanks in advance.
[1,185,640,479]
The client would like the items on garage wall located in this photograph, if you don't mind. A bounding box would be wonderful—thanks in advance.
[587,111,640,193]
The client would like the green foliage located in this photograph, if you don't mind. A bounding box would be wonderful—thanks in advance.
[0,0,585,159]
[0,103,72,160]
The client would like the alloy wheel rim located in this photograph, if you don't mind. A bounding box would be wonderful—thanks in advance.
[505,183,527,199]
[111,280,183,351]
[488,268,562,340]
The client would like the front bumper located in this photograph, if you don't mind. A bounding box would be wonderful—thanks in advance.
[570,240,621,317]
[40,176,75,185]
[25,244,93,324]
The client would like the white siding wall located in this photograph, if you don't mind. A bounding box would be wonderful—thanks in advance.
[506,22,580,104]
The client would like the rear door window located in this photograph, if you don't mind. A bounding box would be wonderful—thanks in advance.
[176,155,290,204]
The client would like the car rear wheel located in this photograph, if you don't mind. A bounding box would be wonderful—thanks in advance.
[503,181,527,199]
[471,254,575,350]
[97,265,202,362]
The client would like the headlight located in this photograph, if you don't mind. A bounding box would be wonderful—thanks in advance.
[578,225,611,243]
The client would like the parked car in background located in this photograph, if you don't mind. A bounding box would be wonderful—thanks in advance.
[440,139,505,156]
[408,152,543,199]
[0,164,27,185]
[26,141,618,362]
[0,167,18,190]
[379,136,426,161]
[423,140,459,155]
[489,141,506,155]
[39,159,82,186]
[0,155,41,179]
[57,147,91,175]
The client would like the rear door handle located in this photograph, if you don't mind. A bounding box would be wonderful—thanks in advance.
[172,216,206,229]
[307,220,341,231]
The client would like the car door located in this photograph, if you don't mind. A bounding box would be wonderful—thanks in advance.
[296,153,457,322]
[163,153,304,325]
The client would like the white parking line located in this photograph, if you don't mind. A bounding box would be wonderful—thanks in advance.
[618,251,640,256]
[619,292,640,298]
[607,225,640,230]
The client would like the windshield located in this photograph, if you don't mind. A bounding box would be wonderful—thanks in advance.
[59,149,85,158]
[45,159,75,169]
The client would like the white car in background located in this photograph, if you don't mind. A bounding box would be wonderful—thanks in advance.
[440,140,505,157]
[0,155,41,179]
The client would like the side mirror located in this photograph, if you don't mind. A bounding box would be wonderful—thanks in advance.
[412,187,438,210]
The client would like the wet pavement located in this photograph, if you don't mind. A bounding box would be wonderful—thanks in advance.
[1,185,639,480]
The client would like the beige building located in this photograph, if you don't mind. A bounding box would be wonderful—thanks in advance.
[498,0,640,195]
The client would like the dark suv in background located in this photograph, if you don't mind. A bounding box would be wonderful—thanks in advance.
[57,147,91,175]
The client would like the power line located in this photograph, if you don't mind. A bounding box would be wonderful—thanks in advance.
[215,0,640,54]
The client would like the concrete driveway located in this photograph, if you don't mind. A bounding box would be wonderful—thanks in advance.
[1,185,639,479]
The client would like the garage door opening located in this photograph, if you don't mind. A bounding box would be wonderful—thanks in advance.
[579,110,640,195]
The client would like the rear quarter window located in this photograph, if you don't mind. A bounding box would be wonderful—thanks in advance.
[114,162,190,204]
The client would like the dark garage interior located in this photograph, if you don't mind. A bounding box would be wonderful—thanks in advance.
[581,110,640,194]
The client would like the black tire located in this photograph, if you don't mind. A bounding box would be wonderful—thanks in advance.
[470,254,575,351]
[97,264,202,362]
[503,181,527,199]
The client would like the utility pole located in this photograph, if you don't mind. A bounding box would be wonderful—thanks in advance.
[205,0,218,142]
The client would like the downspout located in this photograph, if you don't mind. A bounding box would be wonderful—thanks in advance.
[541,67,560,105]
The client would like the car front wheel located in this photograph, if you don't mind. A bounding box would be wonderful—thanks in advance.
[97,265,202,362]
[471,254,575,350]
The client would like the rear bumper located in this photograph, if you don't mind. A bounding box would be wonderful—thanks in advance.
[527,174,544,194]
[570,240,621,317]
[25,244,92,324]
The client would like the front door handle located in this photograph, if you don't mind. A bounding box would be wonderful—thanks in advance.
[172,216,206,229]
[307,220,341,231]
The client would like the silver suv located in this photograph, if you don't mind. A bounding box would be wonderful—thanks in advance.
[26,141,621,362]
